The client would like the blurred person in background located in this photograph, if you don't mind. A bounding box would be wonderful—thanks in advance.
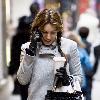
[17,9,82,100]
[25,1,40,26]
[96,0,100,28]
[91,44,100,100]
[59,0,78,30]
[9,16,31,100]
[78,27,93,100]
[76,8,99,45]
[93,44,100,81]
[68,33,93,100]
[78,27,92,55]
[62,12,74,39]
[8,2,40,100]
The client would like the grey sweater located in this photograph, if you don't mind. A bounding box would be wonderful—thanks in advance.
[17,37,82,100]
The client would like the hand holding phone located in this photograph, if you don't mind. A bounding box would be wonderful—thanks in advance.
[26,28,40,56]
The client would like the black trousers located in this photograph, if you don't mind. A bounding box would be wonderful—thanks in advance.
[13,80,28,100]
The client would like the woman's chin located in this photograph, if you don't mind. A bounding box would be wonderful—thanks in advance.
[44,43,52,46]
[43,41,53,46]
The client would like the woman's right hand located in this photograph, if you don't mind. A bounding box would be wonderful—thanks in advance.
[25,32,38,56]
[26,28,41,56]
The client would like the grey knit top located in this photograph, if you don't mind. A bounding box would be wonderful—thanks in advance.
[17,37,82,100]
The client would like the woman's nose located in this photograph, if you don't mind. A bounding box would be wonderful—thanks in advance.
[46,33,51,40]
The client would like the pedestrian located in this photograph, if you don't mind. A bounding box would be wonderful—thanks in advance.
[17,9,82,100]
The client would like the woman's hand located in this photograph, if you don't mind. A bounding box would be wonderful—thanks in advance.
[55,67,70,86]
[25,32,38,56]
[26,30,39,56]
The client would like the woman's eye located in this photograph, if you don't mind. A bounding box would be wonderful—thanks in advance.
[44,32,48,34]
[42,31,57,35]
[42,31,48,34]
[51,32,57,35]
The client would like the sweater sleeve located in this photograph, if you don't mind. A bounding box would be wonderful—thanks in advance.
[17,43,35,85]
[68,42,83,85]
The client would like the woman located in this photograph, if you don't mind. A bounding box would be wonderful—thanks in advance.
[17,9,82,100]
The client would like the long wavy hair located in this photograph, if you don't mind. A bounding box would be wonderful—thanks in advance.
[31,9,65,57]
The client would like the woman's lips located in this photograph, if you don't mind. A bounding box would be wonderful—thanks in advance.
[45,39,51,42]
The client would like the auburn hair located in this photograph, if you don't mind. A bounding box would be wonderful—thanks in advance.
[31,9,65,57]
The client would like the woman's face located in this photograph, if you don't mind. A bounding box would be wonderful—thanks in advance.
[41,23,57,46]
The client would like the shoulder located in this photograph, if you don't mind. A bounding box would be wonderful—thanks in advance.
[61,37,78,54]
[61,37,77,49]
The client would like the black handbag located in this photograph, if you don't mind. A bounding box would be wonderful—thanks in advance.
[45,76,83,100]
[45,58,83,100]
[45,90,83,100]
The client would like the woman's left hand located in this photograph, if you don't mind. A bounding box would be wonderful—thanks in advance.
[55,67,70,86]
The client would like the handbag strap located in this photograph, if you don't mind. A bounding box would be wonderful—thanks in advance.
[63,55,68,68]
